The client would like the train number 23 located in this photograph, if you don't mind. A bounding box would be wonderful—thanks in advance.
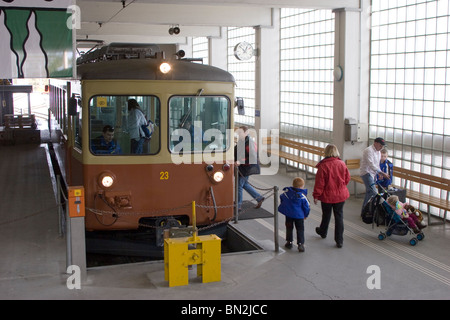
[160,171,169,180]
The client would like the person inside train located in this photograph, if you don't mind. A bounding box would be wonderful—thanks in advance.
[127,98,148,154]
[91,125,122,155]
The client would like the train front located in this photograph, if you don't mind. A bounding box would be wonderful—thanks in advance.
[72,56,236,234]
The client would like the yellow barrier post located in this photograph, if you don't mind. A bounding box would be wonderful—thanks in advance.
[191,200,199,242]
[164,201,221,287]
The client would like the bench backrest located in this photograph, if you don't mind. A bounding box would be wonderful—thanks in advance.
[262,137,324,156]
[345,159,360,169]
[394,166,450,192]
[278,137,324,157]
[262,136,272,145]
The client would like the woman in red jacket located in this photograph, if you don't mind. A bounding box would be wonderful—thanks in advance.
[313,144,351,248]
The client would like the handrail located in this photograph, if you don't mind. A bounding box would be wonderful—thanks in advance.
[234,166,280,252]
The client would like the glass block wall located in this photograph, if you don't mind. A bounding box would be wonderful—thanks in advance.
[370,0,450,216]
[192,37,209,64]
[227,27,256,126]
[279,8,335,169]
[280,8,335,143]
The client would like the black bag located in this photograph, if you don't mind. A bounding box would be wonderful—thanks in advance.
[361,193,385,224]
[384,187,406,203]
[235,135,260,176]
[241,163,261,176]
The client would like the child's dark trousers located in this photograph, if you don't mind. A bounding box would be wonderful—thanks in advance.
[285,217,305,245]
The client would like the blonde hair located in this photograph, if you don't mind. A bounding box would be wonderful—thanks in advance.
[324,144,340,158]
[387,195,399,206]
[293,177,305,189]
[380,149,388,155]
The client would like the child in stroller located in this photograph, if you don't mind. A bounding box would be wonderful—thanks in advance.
[377,195,426,245]
[385,195,426,233]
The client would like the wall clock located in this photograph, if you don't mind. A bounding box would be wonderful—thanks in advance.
[234,41,254,61]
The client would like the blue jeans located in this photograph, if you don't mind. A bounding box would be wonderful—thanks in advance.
[238,175,263,209]
[131,138,145,154]
[361,173,377,212]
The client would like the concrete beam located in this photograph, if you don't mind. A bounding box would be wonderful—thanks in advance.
[78,2,273,27]
[79,22,222,38]
[85,0,360,10]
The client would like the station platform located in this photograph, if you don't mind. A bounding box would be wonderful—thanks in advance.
[0,143,449,301]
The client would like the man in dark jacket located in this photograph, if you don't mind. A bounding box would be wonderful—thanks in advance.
[91,125,122,155]
[234,126,264,211]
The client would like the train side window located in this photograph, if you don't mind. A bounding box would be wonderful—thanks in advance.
[88,95,160,155]
[168,96,231,153]
[74,108,82,149]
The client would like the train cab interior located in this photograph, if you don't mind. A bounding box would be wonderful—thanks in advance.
[89,95,161,155]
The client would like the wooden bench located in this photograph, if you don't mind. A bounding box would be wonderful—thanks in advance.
[393,167,449,224]
[4,114,37,129]
[344,159,449,224]
[263,137,360,181]
[263,137,324,178]
[345,159,364,195]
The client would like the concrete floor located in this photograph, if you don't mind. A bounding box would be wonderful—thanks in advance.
[0,143,449,301]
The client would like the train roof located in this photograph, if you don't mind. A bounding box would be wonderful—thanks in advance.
[77,58,235,83]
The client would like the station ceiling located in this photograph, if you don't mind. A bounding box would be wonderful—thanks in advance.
[76,0,359,50]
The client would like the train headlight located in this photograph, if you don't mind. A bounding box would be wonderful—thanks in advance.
[159,62,171,74]
[102,176,114,188]
[98,172,115,189]
[213,171,224,183]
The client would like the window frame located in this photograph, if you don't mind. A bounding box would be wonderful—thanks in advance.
[167,94,232,154]
[87,94,161,156]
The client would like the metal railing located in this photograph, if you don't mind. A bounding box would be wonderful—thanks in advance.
[55,175,72,269]
[234,166,280,252]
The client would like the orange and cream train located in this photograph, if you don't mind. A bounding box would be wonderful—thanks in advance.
[49,44,236,236]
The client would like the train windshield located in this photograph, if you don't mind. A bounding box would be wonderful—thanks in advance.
[89,95,160,155]
[168,96,230,153]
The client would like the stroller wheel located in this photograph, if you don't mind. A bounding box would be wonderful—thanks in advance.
[417,233,425,241]
[409,238,418,246]
[378,233,386,240]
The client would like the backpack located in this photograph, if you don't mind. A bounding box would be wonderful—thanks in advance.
[361,193,385,225]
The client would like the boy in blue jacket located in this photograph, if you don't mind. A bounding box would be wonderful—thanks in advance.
[278,177,310,252]
[376,149,393,192]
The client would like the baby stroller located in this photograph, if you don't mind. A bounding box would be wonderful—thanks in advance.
[362,184,425,246]
[377,201,425,246]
